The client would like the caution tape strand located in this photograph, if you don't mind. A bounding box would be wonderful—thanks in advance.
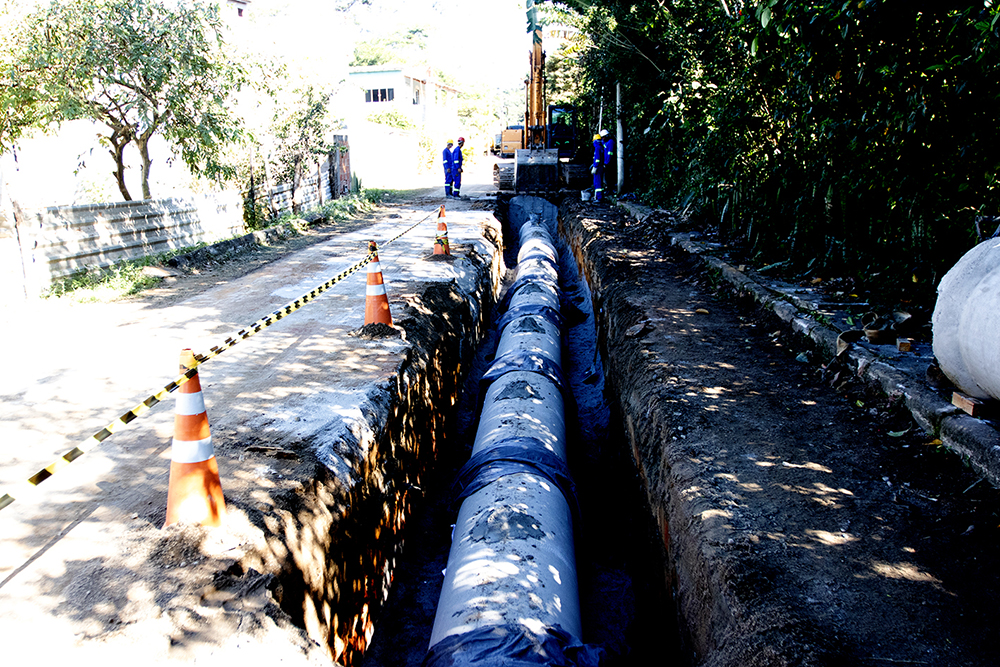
[0,206,439,512]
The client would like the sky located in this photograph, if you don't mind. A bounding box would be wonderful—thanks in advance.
[241,0,531,92]
[1,0,536,93]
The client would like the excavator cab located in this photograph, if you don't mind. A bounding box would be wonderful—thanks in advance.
[547,106,576,159]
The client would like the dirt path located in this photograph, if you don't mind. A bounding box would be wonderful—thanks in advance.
[0,175,502,664]
[562,198,1000,666]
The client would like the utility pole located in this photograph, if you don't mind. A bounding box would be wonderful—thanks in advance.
[616,82,624,193]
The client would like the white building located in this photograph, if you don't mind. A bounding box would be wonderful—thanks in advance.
[344,64,464,188]
[346,64,461,135]
[222,0,249,19]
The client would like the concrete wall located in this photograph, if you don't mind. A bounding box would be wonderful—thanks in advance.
[11,194,244,297]
[2,139,352,299]
[260,138,352,217]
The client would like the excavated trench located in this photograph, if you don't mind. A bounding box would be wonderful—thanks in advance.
[357,196,678,665]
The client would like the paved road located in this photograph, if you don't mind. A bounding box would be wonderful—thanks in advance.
[0,165,499,661]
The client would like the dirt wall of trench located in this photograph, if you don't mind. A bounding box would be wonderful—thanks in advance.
[559,201,831,667]
[212,223,506,665]
[559,189,1000,667]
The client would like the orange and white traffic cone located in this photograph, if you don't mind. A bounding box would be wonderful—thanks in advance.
[434,204,450,256]
[164,349,226,527]
[364,240,393,325]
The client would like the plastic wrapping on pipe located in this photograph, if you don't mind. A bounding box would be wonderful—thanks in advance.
[422,623,604,667]
[474,370,566,458]
[426,195,601,664]
[497,304,564,335]
[453,437,577,511]
[504,275,560,310]
[518,242,559,265]
[515,258,559,285]
[494,314,563,378]
[480,350,566,398]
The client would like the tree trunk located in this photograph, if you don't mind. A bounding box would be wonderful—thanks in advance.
[136,136,153,200]
[291,157,302,214]
[135,113,165,201]
[263,159,278,219]
[110,135,132,201]
[328,149,338,200]
[316,159,324,206]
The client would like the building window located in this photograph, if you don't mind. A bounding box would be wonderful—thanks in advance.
[237,7,243,16]
[413,88,420,105]
[365,88,394,103]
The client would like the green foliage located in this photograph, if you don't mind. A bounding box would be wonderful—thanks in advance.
[268,85,339,212]
[571,0,1000,308]
[43,245,201,302]
[270,190,381,227]
[0,0,248,201]
[243,177,271,232]
[367,110,416,130]
[351,29,429,67]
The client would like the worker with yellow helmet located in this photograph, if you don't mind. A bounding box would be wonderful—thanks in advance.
[591,133,604,202]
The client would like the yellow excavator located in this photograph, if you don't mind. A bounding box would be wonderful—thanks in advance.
[494,1,573,192]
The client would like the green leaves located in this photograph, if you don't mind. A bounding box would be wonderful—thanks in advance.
[572,0,1000,299]
[1,0,246,199]
[268,86,338,193]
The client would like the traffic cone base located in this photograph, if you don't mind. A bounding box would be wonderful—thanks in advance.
[165,458,226,527]
[164,349,226,528]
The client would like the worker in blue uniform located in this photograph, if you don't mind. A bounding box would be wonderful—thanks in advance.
[591,133,604,202]
[442,139,454,197]
[600,129,615,198]
[451,137,465,197]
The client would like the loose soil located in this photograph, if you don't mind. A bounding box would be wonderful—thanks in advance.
[560,198,1000,666]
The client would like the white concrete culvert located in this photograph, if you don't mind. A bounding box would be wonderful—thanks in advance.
[932,237,1000,400]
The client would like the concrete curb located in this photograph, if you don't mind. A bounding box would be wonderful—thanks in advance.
[618,201,1000,488]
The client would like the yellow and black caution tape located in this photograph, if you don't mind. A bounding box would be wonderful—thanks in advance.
[0,365,201,511]
[0,206,441,512]
[194,247,376,364]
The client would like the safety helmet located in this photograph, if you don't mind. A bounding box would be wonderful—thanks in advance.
[599,129,609,138]
[446,139,453,144]
[457,137,465,143]
[593,134,601,141]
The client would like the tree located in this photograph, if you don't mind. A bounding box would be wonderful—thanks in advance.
[0,0,247,201]
[568,0,1000,306]
[268,86,338,213]
[350,29,430,67]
